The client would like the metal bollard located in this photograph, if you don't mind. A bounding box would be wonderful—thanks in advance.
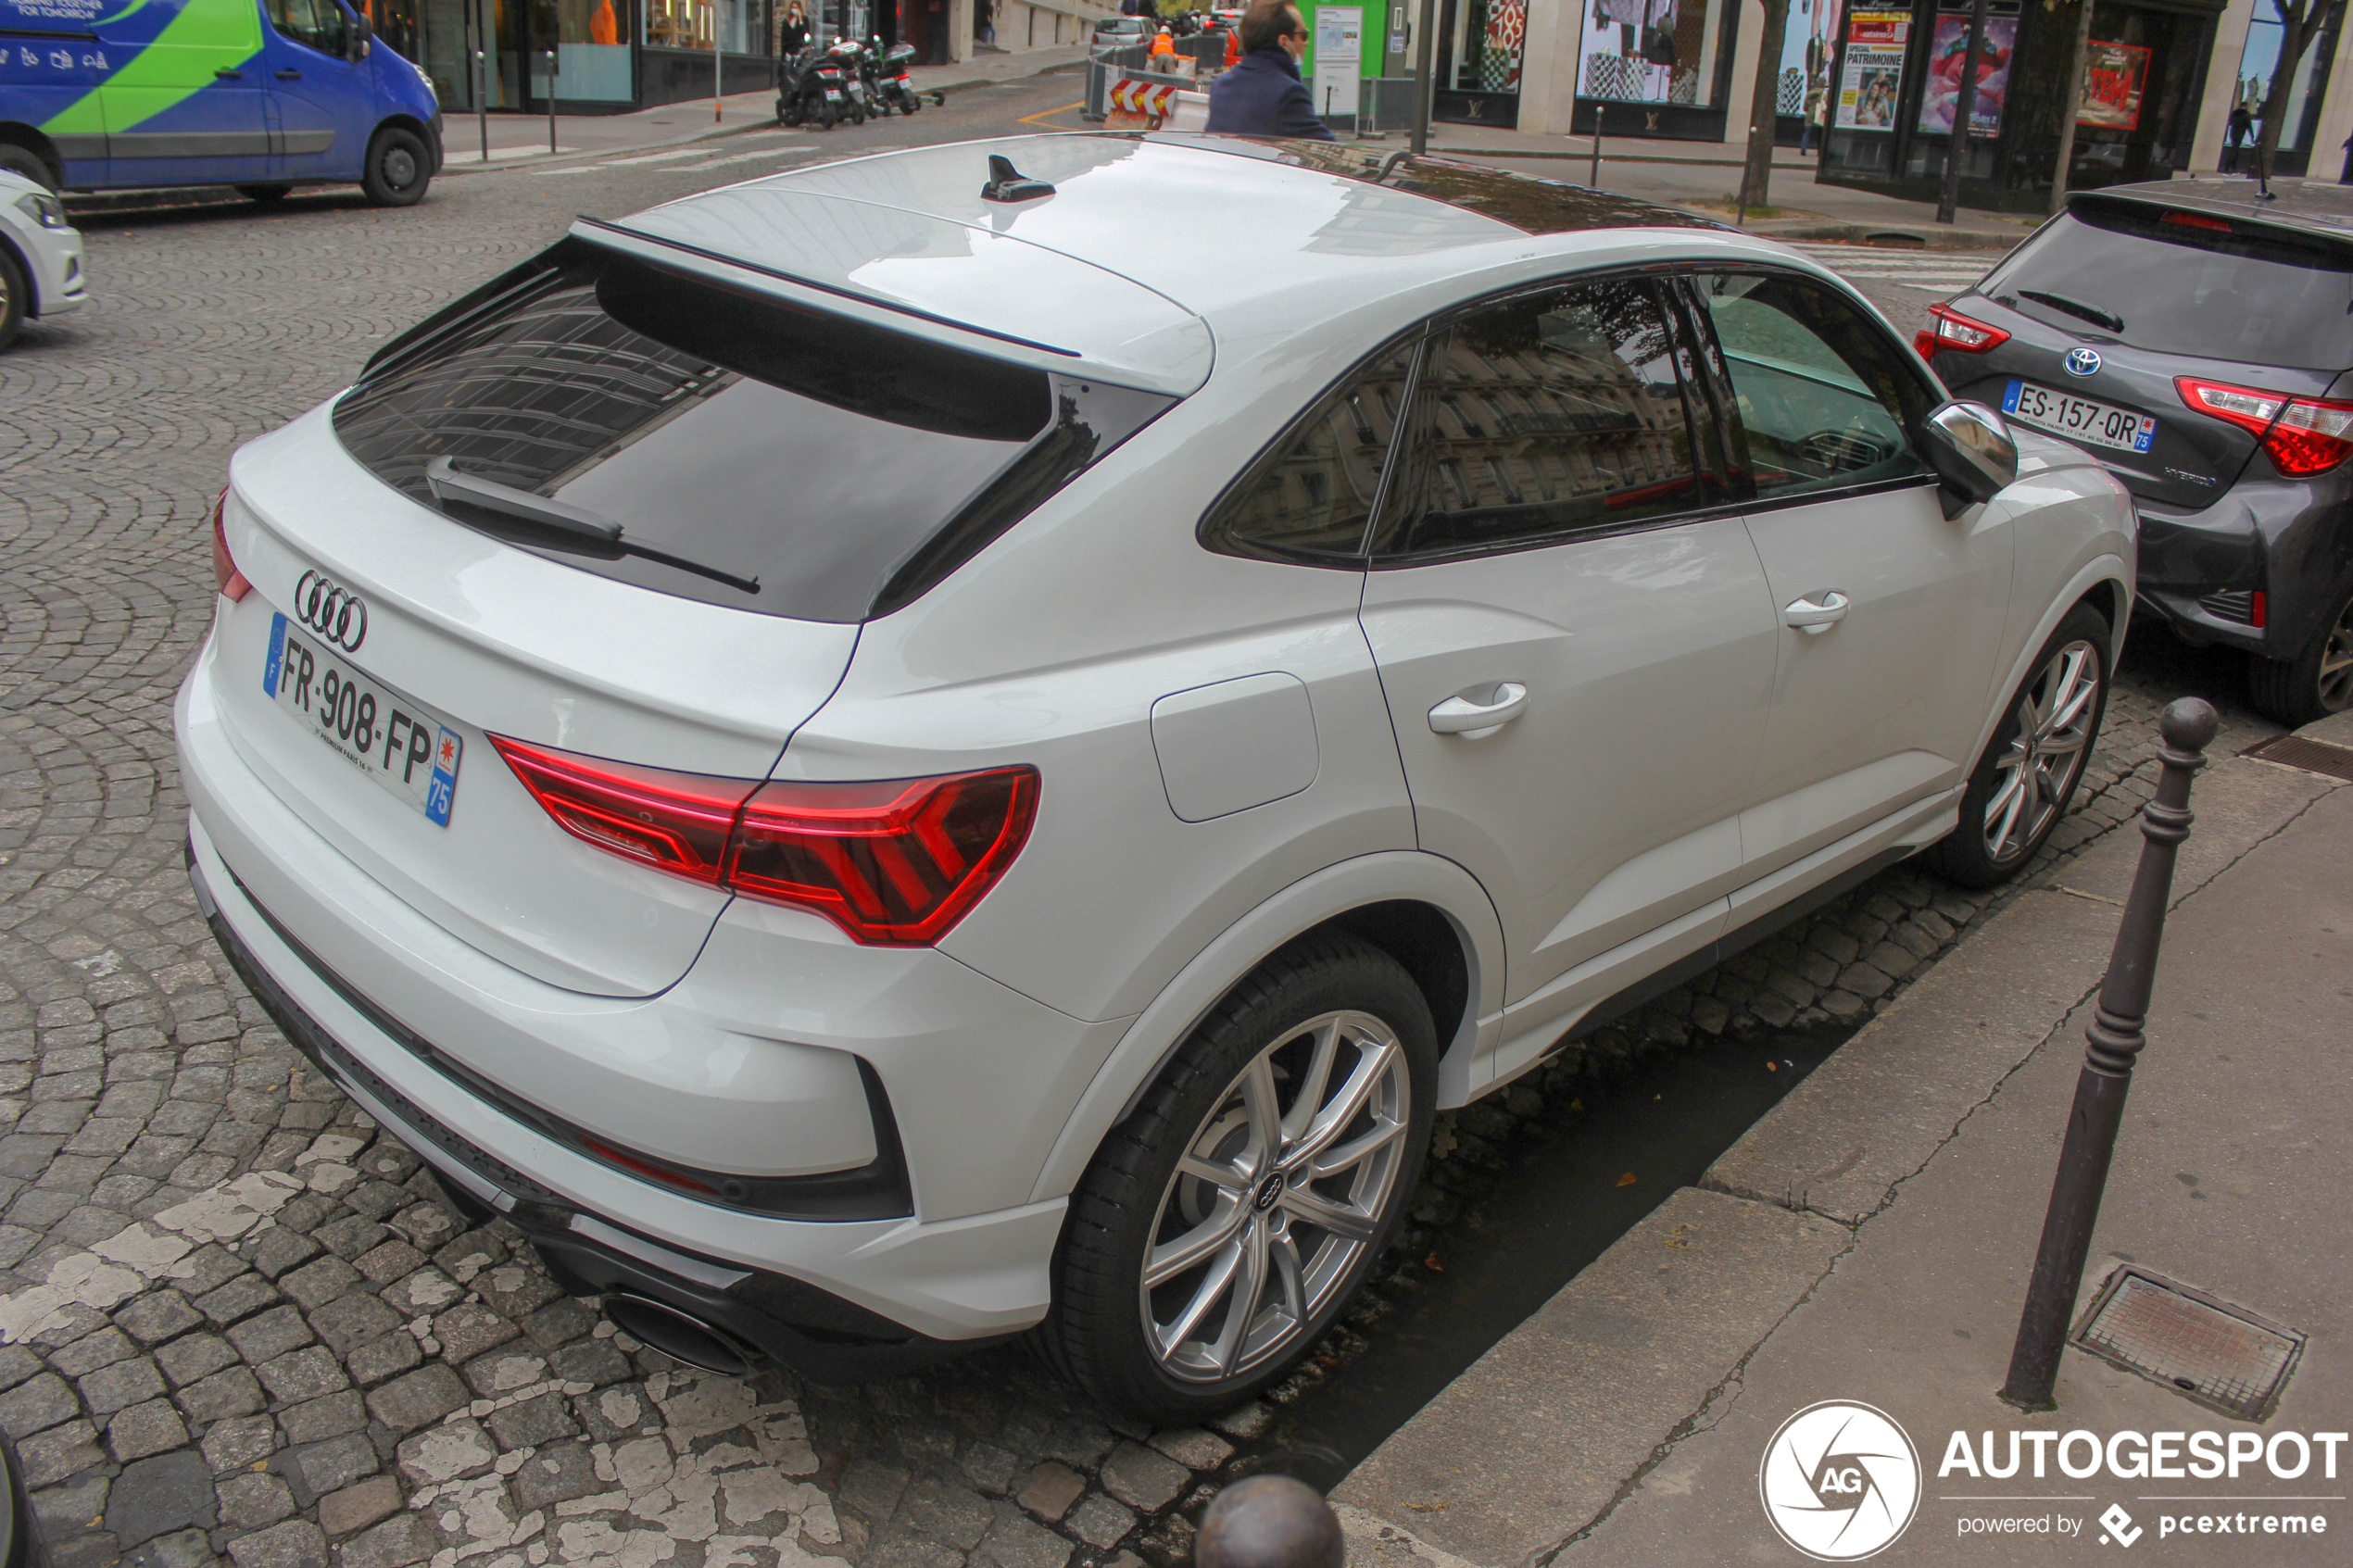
[1195,1475,1344,1568]
[1998,696,2220,1411]
[1589,103,1603,189]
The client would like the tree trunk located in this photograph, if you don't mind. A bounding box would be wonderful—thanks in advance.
[2251,0,2344,181]
[2046,0,2097,215]
[1739,0,1792,217]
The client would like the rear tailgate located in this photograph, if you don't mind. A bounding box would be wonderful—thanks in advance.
[1937,199,2353,509]
[208,409,856,997]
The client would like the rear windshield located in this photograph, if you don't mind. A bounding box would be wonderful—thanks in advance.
[1979,206,2353,370]
[333,243,1165,621]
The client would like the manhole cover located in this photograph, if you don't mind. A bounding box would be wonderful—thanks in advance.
[2244,733,2353,783]
[2072,1268,2304,1421]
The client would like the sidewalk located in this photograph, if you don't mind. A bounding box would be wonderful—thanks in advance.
[1336,711,2353,1565]
[1417,124,2038,249]
[434,43,1088,169]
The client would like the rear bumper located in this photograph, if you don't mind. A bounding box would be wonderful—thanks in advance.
[2132,479,2353,659]
[193,863,1011,1382]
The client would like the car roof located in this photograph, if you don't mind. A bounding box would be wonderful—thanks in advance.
[602,134,1753,394]
[2071,180,2353,247]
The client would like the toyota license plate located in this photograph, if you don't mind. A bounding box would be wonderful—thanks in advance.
[2003,380,2157,454]
[262,614,463,826]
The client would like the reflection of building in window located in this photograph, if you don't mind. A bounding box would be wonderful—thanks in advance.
[1423,299,1689,530]
[1224,353,1414,555]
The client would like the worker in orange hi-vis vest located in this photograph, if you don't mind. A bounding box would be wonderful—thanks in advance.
[591,0,619,44]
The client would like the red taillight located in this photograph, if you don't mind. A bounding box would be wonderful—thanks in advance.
[211,489,252,602]
[2176,376,2353,477]
[2252,589,2268,629]
[489,736,1038,946]
[1914,303,2010,360]
[2161,210,2233,232]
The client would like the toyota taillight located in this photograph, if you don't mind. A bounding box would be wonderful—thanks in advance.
[212,489,252,602]
[2176,377,2353,477]
[1914,303,2010,360]
[489,736,1038,946]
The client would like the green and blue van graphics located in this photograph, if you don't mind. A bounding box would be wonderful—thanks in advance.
[1,0,439,194]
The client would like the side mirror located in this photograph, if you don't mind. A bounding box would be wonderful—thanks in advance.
[349,9,372,59]
[1919,399,2018,513]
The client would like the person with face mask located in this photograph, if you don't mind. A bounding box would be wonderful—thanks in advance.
[1205,0,1336,139]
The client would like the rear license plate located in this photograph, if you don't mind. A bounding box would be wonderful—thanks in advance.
[2004,380,2157,454]
[262,614,463,826]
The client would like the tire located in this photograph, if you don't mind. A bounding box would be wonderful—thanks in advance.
[779,95,803,126]
[1927,604,2111,888]
[2246,585,2353,727]
[237,182,293,203]
[0,245,25,354]
[0,144,57,193]
[360,125,431,207]
[815,101,837,129]
[1044,931,1437,1422]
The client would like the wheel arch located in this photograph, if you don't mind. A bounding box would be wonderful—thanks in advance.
[0,125,63,191]
[0,229,35,318]
[374,112,442,174]
[1969,554,2133,768]
[1026,851,1506,1206]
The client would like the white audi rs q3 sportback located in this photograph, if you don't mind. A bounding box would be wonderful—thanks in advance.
[176,135,2135,1421]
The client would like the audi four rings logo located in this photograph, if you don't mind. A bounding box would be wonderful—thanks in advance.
[294,571,368,652]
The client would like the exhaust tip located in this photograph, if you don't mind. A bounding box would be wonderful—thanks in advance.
[603,1295,761,1378]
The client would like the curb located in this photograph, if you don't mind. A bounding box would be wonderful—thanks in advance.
[1737,218,2026,249]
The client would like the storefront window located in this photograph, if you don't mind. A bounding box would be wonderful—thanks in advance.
[1577,0,1718,106]
[2229,0,2343,164]
[1434,0,1527,124]
[1777,0,1841,121]
[551,0,633,95]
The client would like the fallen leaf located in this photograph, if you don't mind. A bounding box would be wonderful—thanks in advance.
[1766,1060,1779,1072]
[1569,1098,1584,1112]
[1617,1172,1638,1187]
[1424,1252,1444,1272]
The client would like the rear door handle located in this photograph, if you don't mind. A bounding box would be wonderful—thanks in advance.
[1783,591,1851,634]
[276,68,302,79]
[1428,682,1529,736]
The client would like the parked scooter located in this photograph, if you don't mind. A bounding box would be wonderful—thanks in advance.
[865,38,941,114]
[774,43,852,128]
[825,36,873,124]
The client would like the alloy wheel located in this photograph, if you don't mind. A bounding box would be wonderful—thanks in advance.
[1982,637,2102,865]
[1139,1010,1412,1384]
[2317,597,2353,711]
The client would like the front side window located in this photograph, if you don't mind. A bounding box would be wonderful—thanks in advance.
[1378,275,1705,558]
[269,0,349,54]
[1694,272,1933,502]
[1201,342,1417,563]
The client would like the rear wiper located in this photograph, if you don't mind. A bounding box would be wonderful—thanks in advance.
[423,457,760,596]
[2016,289,2125,333]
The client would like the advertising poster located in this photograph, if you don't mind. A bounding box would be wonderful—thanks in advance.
[1915,12,2017,137]
[1833,8,1906,128]
[2078,37,2149,129]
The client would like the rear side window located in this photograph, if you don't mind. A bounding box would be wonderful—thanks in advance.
[1377,276,1705,558]
[1982,207,2353,370]
[334,244,1167,622]
[1201,342,1417,563]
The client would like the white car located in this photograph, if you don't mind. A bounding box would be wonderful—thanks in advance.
[175,135,2134,1421]
[0,167,85,350]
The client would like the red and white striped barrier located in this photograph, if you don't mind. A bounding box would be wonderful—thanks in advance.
[1110,78,1180,117]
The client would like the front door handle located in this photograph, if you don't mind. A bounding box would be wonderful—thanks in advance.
[1428,682,1529,736]
[1783,591,1851,635]
[276,68,303,79]
[215,67,244,78]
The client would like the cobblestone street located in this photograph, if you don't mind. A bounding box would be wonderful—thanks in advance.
[0,139,2288,1568]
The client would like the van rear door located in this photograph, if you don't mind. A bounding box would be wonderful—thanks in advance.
[258,0,375,180]
[97,0,272,186]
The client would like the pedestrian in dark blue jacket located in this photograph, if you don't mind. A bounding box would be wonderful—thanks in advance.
[1206,0,1336,140]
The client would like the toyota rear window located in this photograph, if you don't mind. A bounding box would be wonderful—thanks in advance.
[333,240,1170,622]
[1979,206,2353,370]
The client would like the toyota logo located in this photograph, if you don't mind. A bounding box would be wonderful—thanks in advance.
[293,571,368,652]
[2064,346,2103,378]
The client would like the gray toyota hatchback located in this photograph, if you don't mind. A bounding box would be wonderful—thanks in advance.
[1919,182,2353,724]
